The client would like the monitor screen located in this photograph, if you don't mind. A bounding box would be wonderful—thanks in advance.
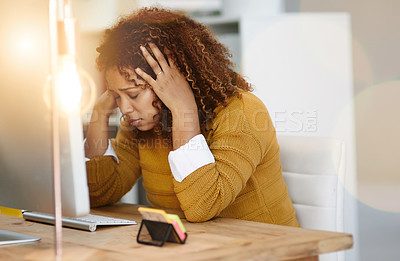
[0,1,90,218]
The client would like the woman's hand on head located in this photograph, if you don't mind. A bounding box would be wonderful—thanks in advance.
[85,90,117,158]
[135,42,197,115]
[94,90,118,117]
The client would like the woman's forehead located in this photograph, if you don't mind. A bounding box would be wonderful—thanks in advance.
[105,66,146,87]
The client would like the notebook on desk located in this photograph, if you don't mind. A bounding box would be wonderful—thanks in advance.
[23,211,137,232]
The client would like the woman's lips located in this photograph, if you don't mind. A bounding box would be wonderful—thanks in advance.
[129,118,142,126]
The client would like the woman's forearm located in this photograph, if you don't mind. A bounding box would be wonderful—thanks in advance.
[171,108,201,150]
[84,108,111,158]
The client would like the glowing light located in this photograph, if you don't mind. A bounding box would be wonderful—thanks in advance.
[57,55,82,112]
[17,36,35,54]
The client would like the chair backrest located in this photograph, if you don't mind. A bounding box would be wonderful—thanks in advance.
[277,135,346,261]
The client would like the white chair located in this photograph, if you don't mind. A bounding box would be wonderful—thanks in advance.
[277,135,346,261]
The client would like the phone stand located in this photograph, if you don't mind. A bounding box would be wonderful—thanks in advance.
[136,219,187,247]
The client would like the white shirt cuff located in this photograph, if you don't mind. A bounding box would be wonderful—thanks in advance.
[84,139,119,163]
[168,134,215,182]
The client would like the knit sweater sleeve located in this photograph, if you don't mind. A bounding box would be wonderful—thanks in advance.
[85,122,141,207]
[173,93,274,222]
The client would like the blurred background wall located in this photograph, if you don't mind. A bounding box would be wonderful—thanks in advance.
[73,1,400,260]
[285,2,400,261]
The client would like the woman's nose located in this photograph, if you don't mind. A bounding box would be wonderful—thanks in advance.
[119,97,134,114]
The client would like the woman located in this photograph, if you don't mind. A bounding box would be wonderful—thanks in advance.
[85,7,299,226]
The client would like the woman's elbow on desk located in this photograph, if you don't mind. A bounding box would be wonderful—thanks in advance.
[182,209,216,223]
[88,189,121,208]
[178,189,227,222]
[87,177,126,208]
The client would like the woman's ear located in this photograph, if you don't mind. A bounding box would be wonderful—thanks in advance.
[151,95,163,111]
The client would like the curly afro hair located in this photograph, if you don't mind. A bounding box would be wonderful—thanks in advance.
[96,7,252,145]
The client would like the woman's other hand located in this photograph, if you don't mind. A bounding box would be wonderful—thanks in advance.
[93,90,118,117]
[135,42,197,114]
[135,42,200,150]
[85,90,117,158]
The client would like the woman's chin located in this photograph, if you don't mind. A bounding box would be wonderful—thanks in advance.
[136,123,155,132]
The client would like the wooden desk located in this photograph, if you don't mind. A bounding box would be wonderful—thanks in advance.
[0,203,352,261]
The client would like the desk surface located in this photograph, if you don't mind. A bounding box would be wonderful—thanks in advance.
[0,203,353,261]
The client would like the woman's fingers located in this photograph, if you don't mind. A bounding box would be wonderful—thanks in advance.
[137,43,169,91]
[140,45,162,75]
[164,47,177,69]
[137,42,180,96]
[135,67,157,87]
[148,42,170,73]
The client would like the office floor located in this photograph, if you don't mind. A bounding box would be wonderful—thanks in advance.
[358,201,400,261]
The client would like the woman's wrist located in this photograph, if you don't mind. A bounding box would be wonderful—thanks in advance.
[85,107,112,158]
[171,107,199,131]
[90,106,113,123]
[171,107,201,150]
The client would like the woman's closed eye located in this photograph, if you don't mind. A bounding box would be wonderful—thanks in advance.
[113,93,139,100]
[128,93,139,99]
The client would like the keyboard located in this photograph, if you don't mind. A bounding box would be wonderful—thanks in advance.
[23,211,137,232]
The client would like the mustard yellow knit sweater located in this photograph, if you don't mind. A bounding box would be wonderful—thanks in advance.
[86,92,299,227]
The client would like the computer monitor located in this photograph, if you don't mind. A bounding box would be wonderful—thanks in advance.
[0,0,90,244]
